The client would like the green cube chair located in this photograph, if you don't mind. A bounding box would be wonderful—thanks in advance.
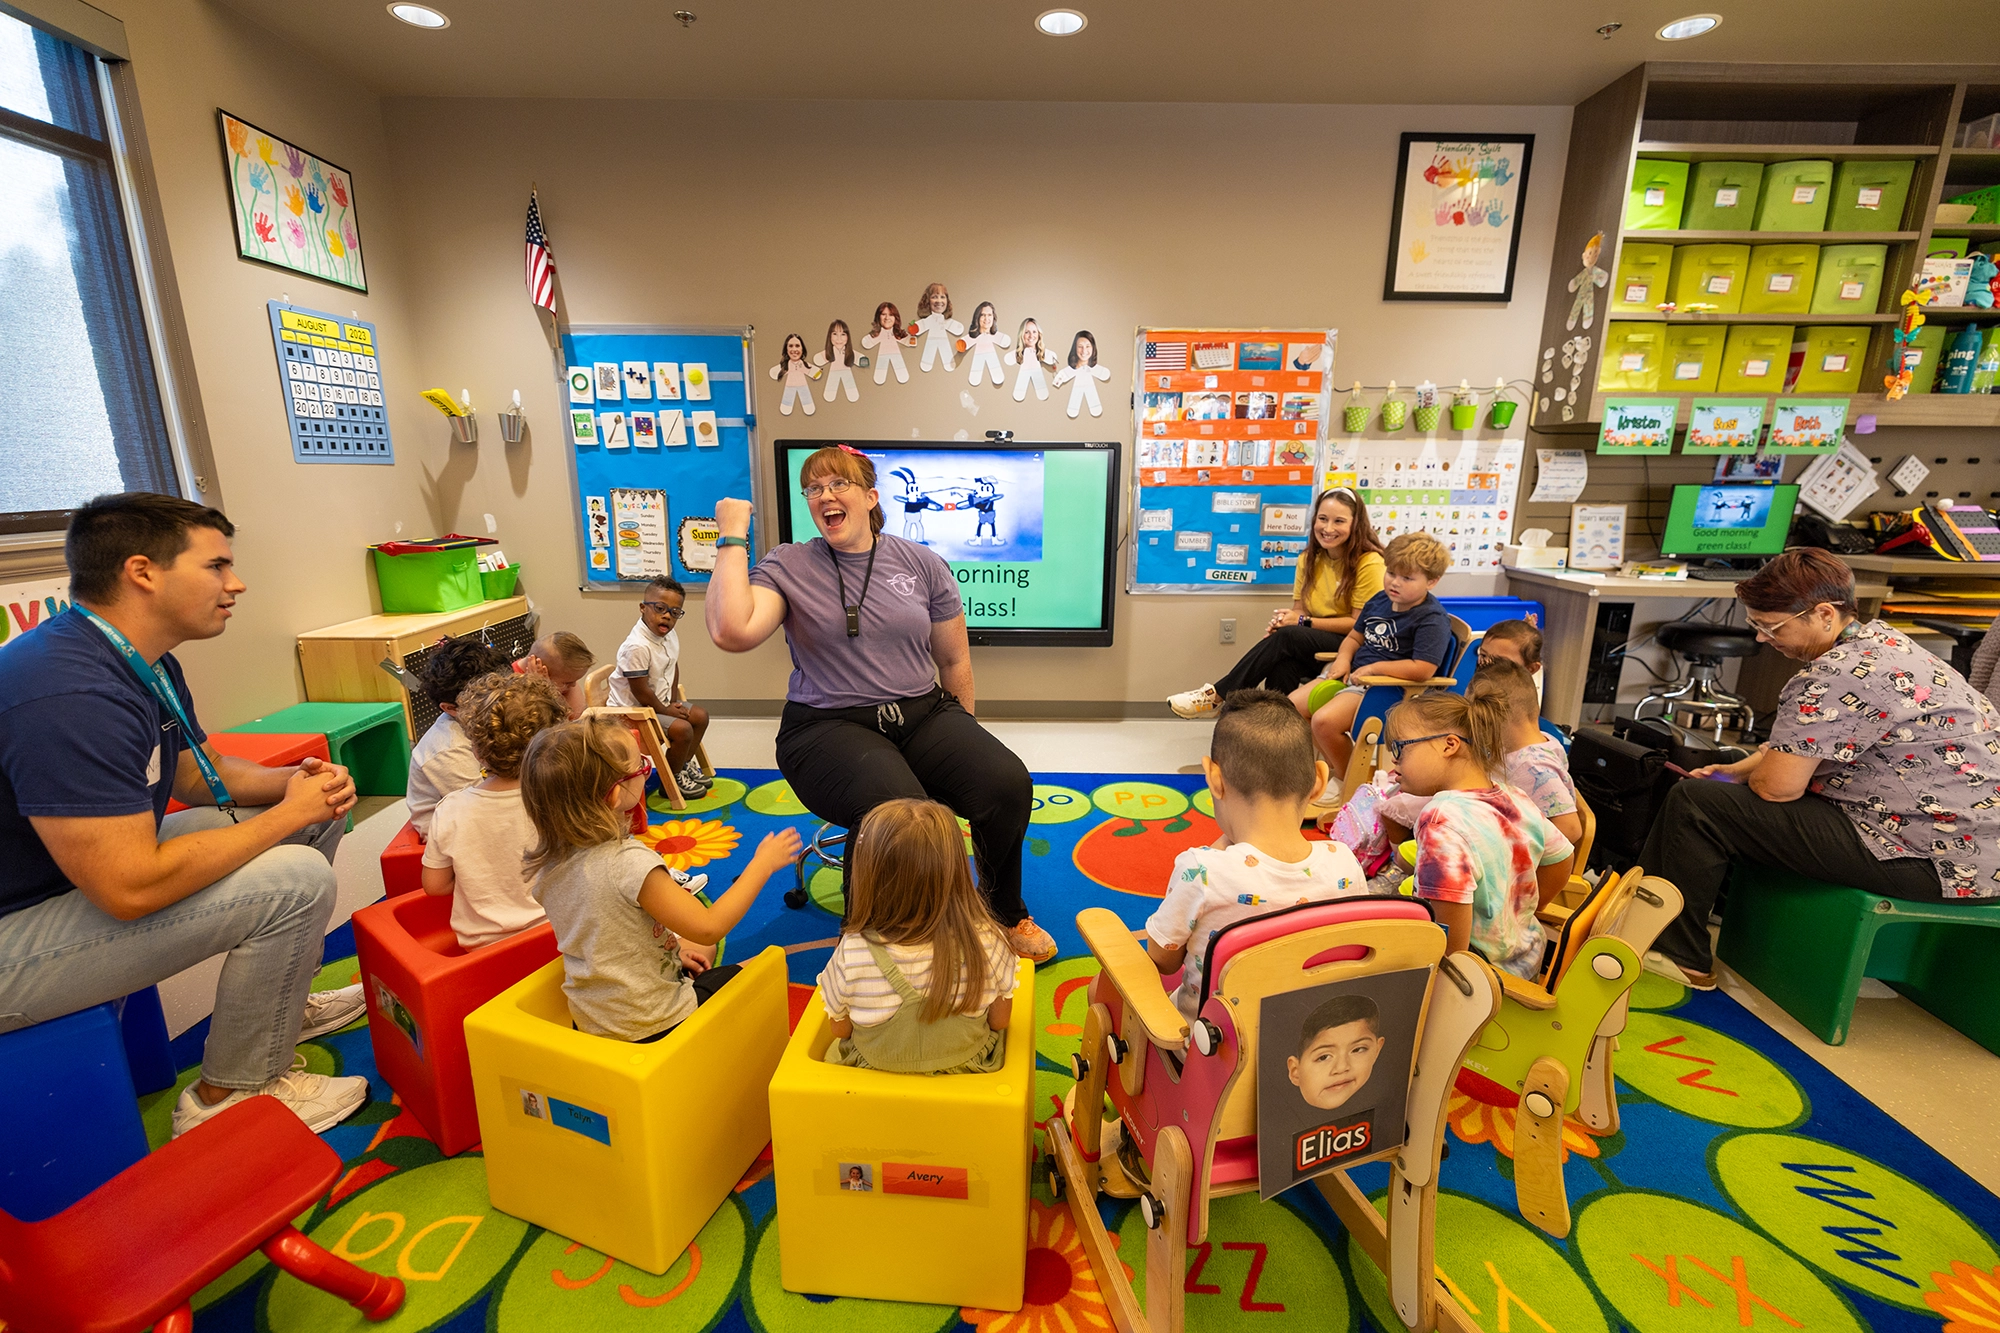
[229,701,411,798]
[1716,864,2000,1053]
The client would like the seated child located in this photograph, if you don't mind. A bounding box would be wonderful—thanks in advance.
[406,636,510,835]
[1477,618,1543,678]
[1305,532,1454,790]
[1144,689,1368,1020]
[1386,689,1573,978]
[1475,660,1583,850]
[514,631,595,720]
[819,798,1019,1075]
[608,576,712,800]
[420,673,568,948]
[521,716,801,1041]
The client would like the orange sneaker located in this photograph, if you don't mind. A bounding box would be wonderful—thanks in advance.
[1006,917,1058,963]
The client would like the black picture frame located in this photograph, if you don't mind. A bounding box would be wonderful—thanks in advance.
[217,109,368,294]
[1383,132,1534,303]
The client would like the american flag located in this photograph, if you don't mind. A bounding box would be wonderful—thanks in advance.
[525,191,556,312]
[1143,340,1187,372]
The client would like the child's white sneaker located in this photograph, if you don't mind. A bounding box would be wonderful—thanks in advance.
[171,1053,369,1138]
[666,865,710,895]
[1168,684,1221,719]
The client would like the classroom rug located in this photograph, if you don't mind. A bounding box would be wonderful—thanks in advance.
[148,769,2000,1333]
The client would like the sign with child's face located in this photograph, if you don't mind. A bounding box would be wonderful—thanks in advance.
[1255,968,1428,1199]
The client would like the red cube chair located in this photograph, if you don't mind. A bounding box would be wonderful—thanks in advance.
[352,890,560,1155]
[0,1095,402,1333]
[165,733,330,815]
[380,819,425,897]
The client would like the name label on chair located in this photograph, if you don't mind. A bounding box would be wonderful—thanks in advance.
[1295,1114,1374,1171]
[549,1096,613,1146]
[882,1162,969,1199]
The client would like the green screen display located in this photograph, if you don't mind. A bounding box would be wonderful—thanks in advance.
[1660,484,1799,557]
[775,442,1117,645]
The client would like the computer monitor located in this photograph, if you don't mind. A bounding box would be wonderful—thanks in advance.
[1660,484,1799,559]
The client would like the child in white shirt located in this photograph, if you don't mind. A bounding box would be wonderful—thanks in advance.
[420,673,568,948]
[608,576,712,800]
[1144,689,1368,1019]
[405,636,510,836]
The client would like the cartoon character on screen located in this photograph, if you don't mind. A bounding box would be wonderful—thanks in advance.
[967,477,1006,546]
[959,301,1012,387]
[1566,231,1609,331]
[814,319,860,404]
[1052,330,1111,418]
[768,333,820,416]
[861,301,914,385]
[912,282,965,373]
[889,466,943,544]
[1008,317,1058,402]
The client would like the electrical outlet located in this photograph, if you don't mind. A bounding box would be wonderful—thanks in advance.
[1219,618,1236,644]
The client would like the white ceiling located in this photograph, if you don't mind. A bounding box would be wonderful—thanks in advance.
[210,0,2000,105]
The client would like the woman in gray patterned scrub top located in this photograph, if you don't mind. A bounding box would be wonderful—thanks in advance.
[1640,549,2000,989]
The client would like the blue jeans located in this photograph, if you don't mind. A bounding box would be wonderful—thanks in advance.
[0,807,344,1089]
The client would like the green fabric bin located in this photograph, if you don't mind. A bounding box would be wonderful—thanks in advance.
[480,565,521,600]
[1741,244,1820,314]
[371,543,486,614]
[1828,160,1915,232]
[1598,323,1663,392]
[1663,327,1724,393]
[1718,325,1794,394]
[1668,243,1750,312]
[1755,160,1835,231]
[1928,235,1971,260]
[1626,159,1690,230]
[1900,323,1949,393]
[1810,244,1887,316]
[1612,243,1674,313]
[1791,326,1870,394]
[1683,161,1765,231]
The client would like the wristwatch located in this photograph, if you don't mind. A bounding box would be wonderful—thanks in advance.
[716,535,750,551]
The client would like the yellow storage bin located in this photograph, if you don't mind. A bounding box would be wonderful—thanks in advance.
[1791,326,1871,394]
[1626,159,1690,230]
[1663,326,1724,393]
[1612,242,1674,313]
[1667,244,1751,313]
[1741,244,1821,315]
[1755,160,1835,231]
[464,947,791,1275]
[768,963,1036,1311]
[1599,324,1664,392]
[1810,243,1887,316]
[1718,325,1794,394]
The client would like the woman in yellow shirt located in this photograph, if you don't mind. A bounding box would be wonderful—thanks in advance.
[1169,489,1386,717]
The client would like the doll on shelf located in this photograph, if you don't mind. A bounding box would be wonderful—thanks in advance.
[1008,317,1058,402]
[960,301,1012,388]
[769,333,820,416]
[1051,330,1111,418]
[815,318,860,404]
[912,282,965,373]
[861,301,914,385]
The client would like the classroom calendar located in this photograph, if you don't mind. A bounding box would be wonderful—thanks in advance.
[267,300,394,465]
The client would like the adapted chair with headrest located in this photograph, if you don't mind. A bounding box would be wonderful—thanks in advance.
[1636,621,1760,741]
[1048,899,1499,1333]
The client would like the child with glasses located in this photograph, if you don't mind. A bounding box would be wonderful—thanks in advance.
[521,716,801,1042]
[609,575,712,798]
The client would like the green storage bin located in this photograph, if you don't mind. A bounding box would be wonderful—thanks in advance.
[1612,242,1674,313]
[1755,160,1835,231]
[1598,323,1663,392]
[1626,159,1690,230]
[480,564,521,599]
[1668,243,1751,312]
[1947,183,2000,224]
[1718,324,1794,393]
[1828,159,1914,232]
[1663,326,1724,393]
[1810,243,1887,316]
[371,543,485,614]
[1792,326,1871,394]
[1900,323,1948,394]
[1928,235,1971,260]
[1683,161,1765,231]
[1741,244,1821,314]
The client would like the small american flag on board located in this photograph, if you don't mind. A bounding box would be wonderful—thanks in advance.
[1143,340,1187,372]
[525,191,556,312]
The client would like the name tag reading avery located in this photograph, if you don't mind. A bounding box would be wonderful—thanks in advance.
[882,1162,969,1199]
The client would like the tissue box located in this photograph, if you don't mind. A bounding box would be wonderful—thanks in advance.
[1502,544,1569,570]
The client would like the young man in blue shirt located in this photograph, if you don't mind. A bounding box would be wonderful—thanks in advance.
[0,493,371,1136]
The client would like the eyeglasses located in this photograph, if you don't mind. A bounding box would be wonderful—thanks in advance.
[1746,607,1811,639]
[640,602,686,619]
[802,478,856,500]
[1386,732,1464,762]
[608,754,654,796]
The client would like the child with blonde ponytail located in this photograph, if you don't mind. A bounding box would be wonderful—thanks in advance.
[1386,684,1573,977]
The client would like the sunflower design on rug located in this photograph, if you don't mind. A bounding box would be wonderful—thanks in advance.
[1445,1087,1602,1163]
[962,1199,1126,1333]
[1927,1261,2000,1332]
[637,817,741,870]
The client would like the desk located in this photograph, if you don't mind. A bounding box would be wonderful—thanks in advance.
[1502,569,1892,728]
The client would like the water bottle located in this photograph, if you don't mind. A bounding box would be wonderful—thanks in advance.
[1939,323,1983,393]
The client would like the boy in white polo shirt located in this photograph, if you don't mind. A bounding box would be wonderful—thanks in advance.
[609,576,712,798]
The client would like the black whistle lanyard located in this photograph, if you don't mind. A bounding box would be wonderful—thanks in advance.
[829,536,880,638]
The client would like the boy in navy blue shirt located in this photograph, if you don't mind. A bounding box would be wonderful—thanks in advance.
[1307,532,1452,782]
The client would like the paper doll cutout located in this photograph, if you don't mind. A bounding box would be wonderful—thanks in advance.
[911,282,965,373]
[1051,330,1111,418]
[814,319,860,403]
[960,301,1012,387]
[1007,317,1058,402]
[1566,231,1609,331]
[861,301,914,385]
[768,332,820,416]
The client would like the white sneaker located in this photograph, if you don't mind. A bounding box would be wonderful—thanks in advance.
[172,1053,370,1137]
[666,865,711,895]
[1168,685,1221,719]
[300,983,366,1039]
[1642,950,1717,992]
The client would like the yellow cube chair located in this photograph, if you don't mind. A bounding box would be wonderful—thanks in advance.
[464,945,790,1275]
[767,958,1037,1310]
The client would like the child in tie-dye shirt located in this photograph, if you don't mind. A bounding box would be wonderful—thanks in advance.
[1389,679,1574,978]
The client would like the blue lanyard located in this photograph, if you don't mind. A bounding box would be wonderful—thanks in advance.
[78,607,237,820]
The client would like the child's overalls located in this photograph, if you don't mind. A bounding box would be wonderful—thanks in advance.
[825,938,1006,1075]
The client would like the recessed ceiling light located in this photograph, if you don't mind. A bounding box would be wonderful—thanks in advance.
[1035,9,1087,36]
[388,3,449,28]
[1657,13,1721,39]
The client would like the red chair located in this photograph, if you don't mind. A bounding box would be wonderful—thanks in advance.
[380,819,426,897]
[352,890,560,1155]
[166,733,330,815]
[0,1095,402,1332]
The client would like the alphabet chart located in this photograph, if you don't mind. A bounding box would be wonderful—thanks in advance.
[1321,432,1526,574]
[266,301,393,464]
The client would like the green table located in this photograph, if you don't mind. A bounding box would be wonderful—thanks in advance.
[229,701,410,797]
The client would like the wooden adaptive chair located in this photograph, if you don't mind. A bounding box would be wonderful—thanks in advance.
[582,695,712,813]
[1453,866,1682,1238]
[1047,900,1500,1333]
[1308,614,1473,816]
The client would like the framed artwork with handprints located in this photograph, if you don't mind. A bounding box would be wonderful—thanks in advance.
[218,110,367,293]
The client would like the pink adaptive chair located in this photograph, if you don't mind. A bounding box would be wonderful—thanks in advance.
[1048,898,1499,1333]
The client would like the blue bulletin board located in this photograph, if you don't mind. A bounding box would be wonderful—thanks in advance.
[559,325,756,588]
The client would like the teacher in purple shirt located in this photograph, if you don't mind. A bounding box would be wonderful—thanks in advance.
[706,445,1054,963]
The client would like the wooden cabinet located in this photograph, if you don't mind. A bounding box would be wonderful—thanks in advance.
[297,597,534,742]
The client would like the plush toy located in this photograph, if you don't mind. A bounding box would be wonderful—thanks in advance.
[1965,253,1997,309]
